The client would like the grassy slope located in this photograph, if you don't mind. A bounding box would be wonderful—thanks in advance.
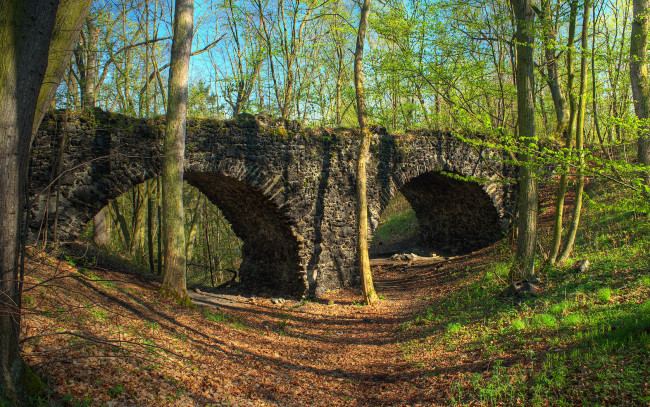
[396,180,650,405]
[370,192,420,254]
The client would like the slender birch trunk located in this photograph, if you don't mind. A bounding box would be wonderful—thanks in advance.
[558,0,591,264]
[354,0,379,305]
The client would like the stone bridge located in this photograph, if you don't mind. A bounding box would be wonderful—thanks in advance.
[29,109,516,297]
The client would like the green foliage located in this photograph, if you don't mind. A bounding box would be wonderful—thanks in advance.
[510,319,525,331]
[446,322,463,334]
[532,313,558,329]
[202,309,233,323]
[373,209,417,241]
[640,276,650,287]
[62,394,92,407]
[371,191,419,254]
[85,180,243,290]
[597,287,612,302]
[188,80,218,117]
[268,126,290,141]
[202,308,247,329]
[88,307,107,323]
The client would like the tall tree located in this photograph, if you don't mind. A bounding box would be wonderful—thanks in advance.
[509,0,539,282]
[161,0,194,304]
[535,0,569,137]
[33,0,94,135]
[1,1,92,401]
[557,0,591,264]
[73,16,100,109]
[630,0,650,187]
[548,0,579,265]
[354,0,379,305]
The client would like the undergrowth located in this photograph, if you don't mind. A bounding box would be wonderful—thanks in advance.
[397,180,650,405]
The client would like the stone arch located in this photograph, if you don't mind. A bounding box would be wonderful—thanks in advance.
[393,171,502,254]
[371,132,513,255]
[31,168,304,295]
[29,118,304,295]
[183,171,303,294]
[32,111,516,296]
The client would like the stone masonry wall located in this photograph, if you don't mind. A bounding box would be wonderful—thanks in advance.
[30,109,516,297]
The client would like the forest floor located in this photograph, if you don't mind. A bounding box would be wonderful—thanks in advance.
[21,245,488,406]
[20,180,650,406]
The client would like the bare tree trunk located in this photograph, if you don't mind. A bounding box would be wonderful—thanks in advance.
[161,0,193,305]
[80,17,98,109]
[353,0,379,305]
[110,198,131,250]
[336,46,344,126]
[558,0,591,264]
[0,1,58,402]
[631,0,650,186]
[510,0,539,282]
[536,0,568,136]
[93,207,111,247]
[548,0,578,265]
[185,194,202,262]
[157,177,163,276]
[147,180,155,274]
[203,200,215,287]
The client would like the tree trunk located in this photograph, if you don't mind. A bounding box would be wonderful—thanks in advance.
[558,0,591,264]
[631,0,650,187]
[161,0,193,305]
[157,177,163,276]
[548,0,578,265]
[32,0,93,139]
[93,207,111,247]
[185,194,202,262]
[147,180,155,274]
[335,43,344,126]
[510,0,539,282]
[0,1,59,402]
[536,0,568,137]
[353,0,379,305]
[80,17,98,109]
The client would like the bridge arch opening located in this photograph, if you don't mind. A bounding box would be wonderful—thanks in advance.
[80,173,303,296]
[370,191,421,257]
[377,171,503,256]
[84,179,243,286]
[183,171,303,295]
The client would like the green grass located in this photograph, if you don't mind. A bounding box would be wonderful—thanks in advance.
[202,308,248,330]
[532,313,558,329]
[371,192,419,250]
[393,179,650,405]
[373,209,418,241]
[446,322,464,334]
[202,309,233,323]
[597,287,612,302]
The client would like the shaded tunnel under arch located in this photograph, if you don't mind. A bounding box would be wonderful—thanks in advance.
[183,171,303,295]
[398,172,502,255]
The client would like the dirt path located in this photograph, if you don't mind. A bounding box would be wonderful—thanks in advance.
[22,248,485,406]
[184,256,452,406]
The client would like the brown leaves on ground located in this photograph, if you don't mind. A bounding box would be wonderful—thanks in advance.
[17,243,543,406]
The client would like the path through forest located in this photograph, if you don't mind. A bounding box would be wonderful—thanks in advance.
[22,247,491,406]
